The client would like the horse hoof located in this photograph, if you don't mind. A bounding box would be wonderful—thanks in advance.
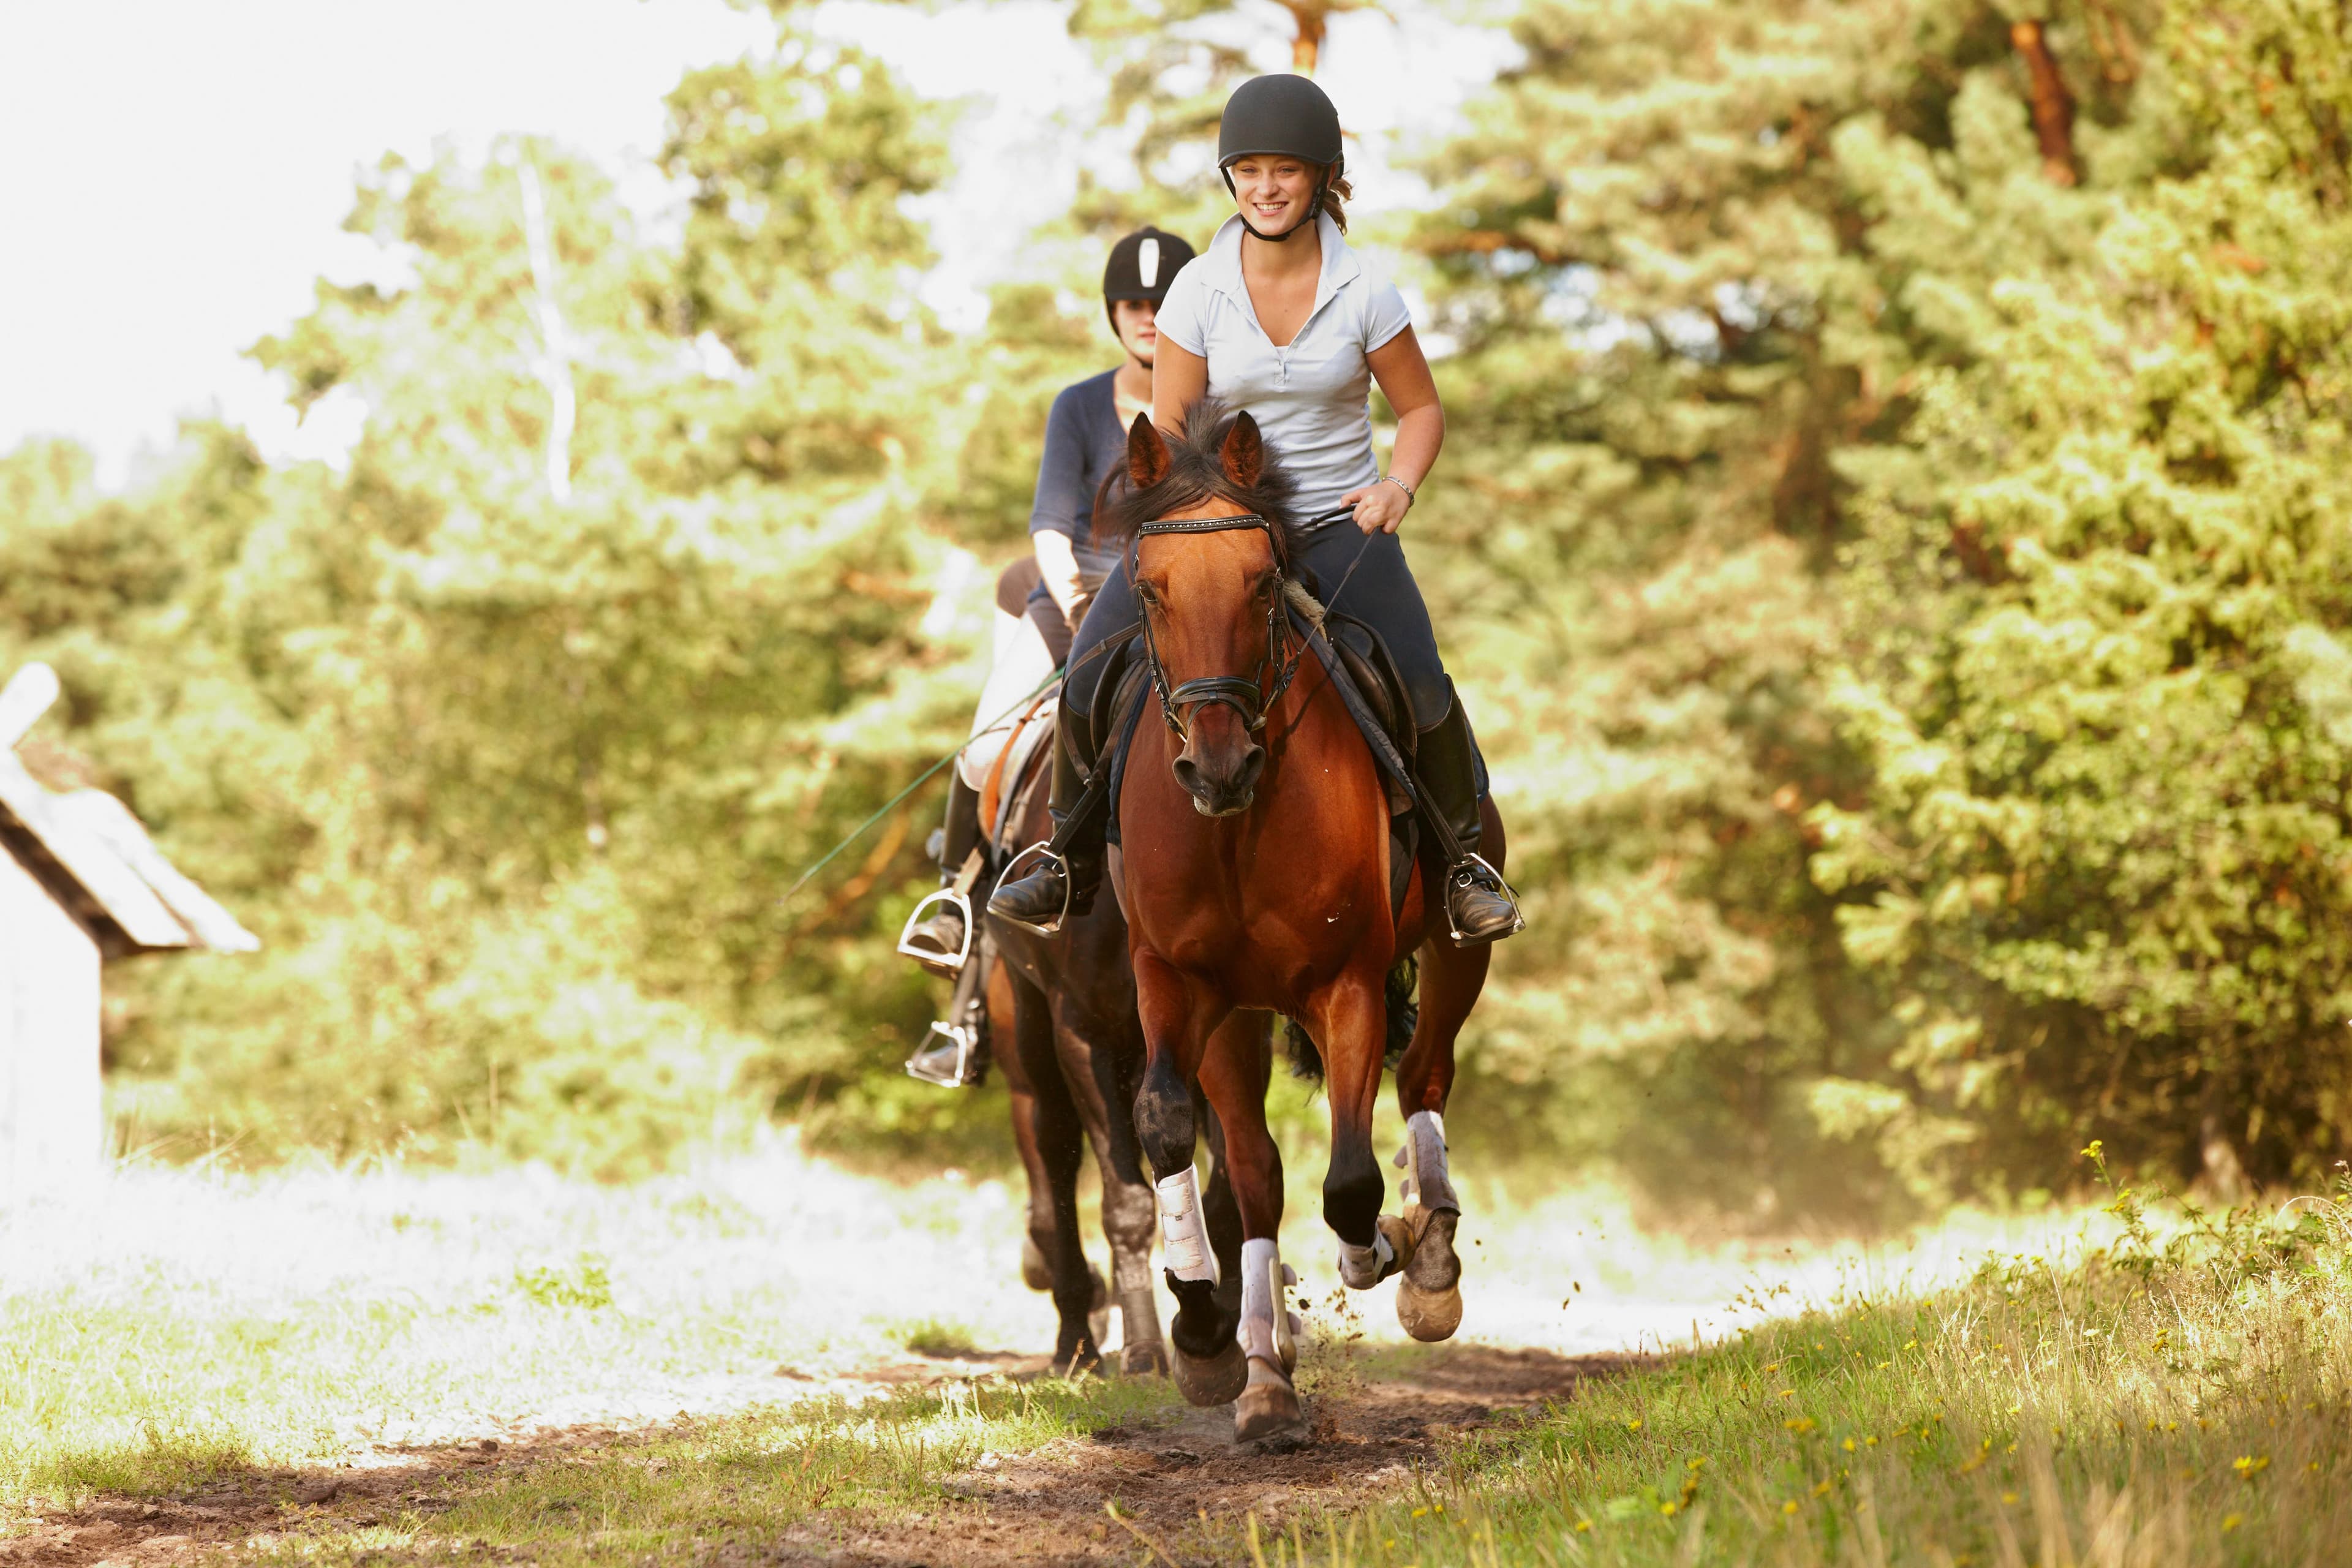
[1234,1379,1309,1449]
[1170,1338,1247,1406]
[1395,1278,1463,1342]
[1404,1208,1461,1294]
[1121,1339,1170,1378]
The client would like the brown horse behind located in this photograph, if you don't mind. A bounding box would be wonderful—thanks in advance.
[1107,405,1502,1445]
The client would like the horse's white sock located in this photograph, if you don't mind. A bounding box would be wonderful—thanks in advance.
[1400,1109,1458,1215]
[1155,1167,1218,1284]
[1335,1226,1395,1289]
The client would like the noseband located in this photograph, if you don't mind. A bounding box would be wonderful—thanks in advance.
[1128,512,1308,744]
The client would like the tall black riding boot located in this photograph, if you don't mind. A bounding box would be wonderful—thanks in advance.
[986,733,1104,935]
[1415,690,1525,944]
[901,772,982,973]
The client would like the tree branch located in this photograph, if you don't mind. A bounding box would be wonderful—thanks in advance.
[2010,18,2080,187]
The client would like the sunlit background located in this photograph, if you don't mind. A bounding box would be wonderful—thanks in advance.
[0,0,1505,481]
[7,0,2352,1558]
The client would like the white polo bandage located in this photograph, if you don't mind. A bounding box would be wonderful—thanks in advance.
[1155,1167,1218,1283]
[1240,1237,1295,1366]
[1399,1109,1457,1214]
[1335,1227,1395,1289]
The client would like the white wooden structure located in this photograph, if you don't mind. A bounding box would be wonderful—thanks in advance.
[0,664,257,1202]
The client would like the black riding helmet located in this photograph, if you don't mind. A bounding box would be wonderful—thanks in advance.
[1101,227,1196,331]
[1216,74,1343,243]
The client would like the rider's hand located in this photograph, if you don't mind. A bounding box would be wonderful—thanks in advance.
[1341,478,1411,535]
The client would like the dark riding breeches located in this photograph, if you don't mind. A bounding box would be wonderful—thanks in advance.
[1060,526,1452,738]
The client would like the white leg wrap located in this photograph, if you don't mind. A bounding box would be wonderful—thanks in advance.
[1156,1167,1218,1284]
[1396,1109,1458,1215]
[1240,1238,1298,1368]
[1335,1227,1395,1289]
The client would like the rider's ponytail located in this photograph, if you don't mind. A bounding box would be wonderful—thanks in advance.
[1320,167,1352,235]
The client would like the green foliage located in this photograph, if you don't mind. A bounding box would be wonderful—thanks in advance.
[2,28,982,1174]
[1403,0,2352,1211]
[1817,0,2352,1191]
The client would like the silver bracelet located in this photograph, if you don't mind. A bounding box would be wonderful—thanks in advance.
[1382,474,1415,504]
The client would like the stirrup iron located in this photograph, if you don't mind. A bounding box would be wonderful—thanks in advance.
[1444,852,1526,945]
[992,840,1074,937]
[896,848,985,977]
[904,1018,982,1087]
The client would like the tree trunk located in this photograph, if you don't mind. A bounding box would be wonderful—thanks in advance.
[2010,19,2080,187]
[1284,2,1325,75]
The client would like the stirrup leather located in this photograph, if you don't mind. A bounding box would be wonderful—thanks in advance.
[896,847,986,977]
[989,840,1074,937]
[1444,852,1526,945]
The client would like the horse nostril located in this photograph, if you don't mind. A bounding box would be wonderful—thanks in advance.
[1173,755,1204,796]
[1237,745,1266,793]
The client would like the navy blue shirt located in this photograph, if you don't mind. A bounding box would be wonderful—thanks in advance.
[1027,369,1128,594]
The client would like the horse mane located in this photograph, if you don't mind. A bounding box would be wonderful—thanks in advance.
[1093,401,1307,563]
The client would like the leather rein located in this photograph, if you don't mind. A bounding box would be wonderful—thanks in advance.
[1126,506,1360,745]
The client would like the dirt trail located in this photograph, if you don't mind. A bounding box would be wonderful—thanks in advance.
[1,1343,1625,1568]
[796,1344,1629,1567]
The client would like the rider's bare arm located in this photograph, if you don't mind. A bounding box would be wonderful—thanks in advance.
[1341,328,1444,536]
[1151,341,1209,437]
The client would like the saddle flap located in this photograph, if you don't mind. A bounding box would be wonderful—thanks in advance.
[1323,612,1416,816]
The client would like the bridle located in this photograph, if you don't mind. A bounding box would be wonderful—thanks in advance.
[1126,511,1310,744]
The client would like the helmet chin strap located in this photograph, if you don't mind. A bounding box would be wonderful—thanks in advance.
[1221,168,1329,243]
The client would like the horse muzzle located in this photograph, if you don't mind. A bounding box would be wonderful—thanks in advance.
[1172,741,1264,818]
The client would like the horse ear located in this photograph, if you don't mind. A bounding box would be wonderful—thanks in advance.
[1128,412,1170,487]
[1220,411,1264,488]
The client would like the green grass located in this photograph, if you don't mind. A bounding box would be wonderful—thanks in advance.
[10,1147,2350,1564]
[1230,1163,2352,1566]
[244,1378,1183,1566]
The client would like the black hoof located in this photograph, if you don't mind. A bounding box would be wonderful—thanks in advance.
[1171,1336,1247,1406]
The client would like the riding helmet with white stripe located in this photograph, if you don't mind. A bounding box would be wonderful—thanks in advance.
[1102,227,1196,329]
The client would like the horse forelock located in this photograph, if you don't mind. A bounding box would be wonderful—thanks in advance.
[1098,401,1305,564]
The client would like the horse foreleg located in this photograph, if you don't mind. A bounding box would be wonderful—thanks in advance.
[1197,1014,1306,1447]
[1131,948,1238,1404]
[994,966,1059,1295]
[1015,975,1101,1373]
[1309,963,1393,1289]
[1064,1006,1166,1376]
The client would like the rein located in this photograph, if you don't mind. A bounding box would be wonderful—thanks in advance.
[1126,505,1368,744]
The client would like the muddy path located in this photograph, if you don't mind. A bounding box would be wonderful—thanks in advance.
[1,1343,1627,1567]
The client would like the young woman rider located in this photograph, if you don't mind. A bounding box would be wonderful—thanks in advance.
[989,74,1521,944]
[900,225,1200,983]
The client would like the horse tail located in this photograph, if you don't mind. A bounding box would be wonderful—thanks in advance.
[1281,956,1420,1082]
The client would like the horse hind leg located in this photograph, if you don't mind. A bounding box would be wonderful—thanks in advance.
[1387,892,1494,1343]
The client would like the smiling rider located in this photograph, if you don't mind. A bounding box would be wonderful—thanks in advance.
[988,74,1523,945]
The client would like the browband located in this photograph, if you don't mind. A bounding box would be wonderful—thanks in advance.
[1136,513,1269,536]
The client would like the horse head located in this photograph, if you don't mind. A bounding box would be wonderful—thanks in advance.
[1116,406,1298,818]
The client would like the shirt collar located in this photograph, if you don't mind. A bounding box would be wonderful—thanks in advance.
[1202,211,1361,319]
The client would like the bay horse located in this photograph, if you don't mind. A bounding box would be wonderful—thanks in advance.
[1106,404,1502,1445]
[983,720,1261,1381]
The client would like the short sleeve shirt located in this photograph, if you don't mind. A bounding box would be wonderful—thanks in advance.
[1150,213,1412,518]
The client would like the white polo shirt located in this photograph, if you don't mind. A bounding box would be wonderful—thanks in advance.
[1152,212,1413,519]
